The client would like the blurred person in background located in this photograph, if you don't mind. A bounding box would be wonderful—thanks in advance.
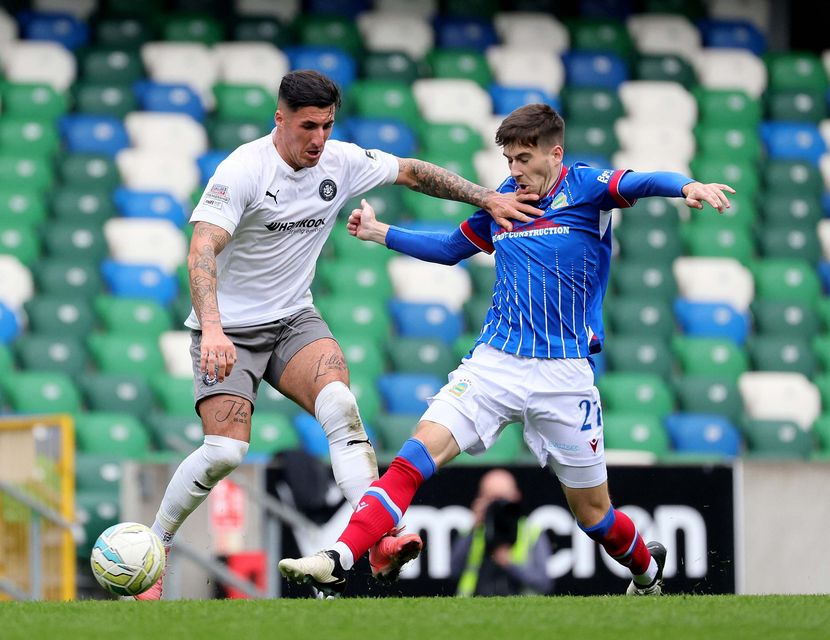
[136,70,540,600]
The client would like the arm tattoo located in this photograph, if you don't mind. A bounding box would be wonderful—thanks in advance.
[400,158,492,208]
[189,223,231,328]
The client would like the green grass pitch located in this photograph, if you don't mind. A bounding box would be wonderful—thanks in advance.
[5,596,829,640]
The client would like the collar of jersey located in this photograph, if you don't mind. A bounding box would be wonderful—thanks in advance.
[535,165,568,210]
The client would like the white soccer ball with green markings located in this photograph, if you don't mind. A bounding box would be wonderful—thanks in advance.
[90,522,165,596]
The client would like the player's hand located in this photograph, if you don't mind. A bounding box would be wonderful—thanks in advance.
[347,199,390,245]
[199,327,236,384]
[682,182,735,213]
[482,191,541,232]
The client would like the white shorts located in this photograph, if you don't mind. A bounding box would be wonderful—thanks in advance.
[422,343,607,489]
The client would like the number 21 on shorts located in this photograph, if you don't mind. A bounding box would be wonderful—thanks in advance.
[579,398,603,431]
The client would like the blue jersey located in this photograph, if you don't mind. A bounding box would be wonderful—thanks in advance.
[461,163,634,359]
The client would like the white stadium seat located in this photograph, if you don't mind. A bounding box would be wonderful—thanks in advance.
[34,0,98,19]
[141,42,218,109]
[387,256,472,311]
[820,153,830,191]
[1,41,76,92]
[103,218,187,275]
[614,118,696,165]
[493,12,569,54]
[0,255,34,311]
[0,7,17,44]
[627,14,702,63]
[234,0,300,21]
[476,114,506,152]
[611,151,690,176]
[705,0,771,35]
[357,11,435,60]
[373,0,438,18]
[693,48,767,98]
[738,372,821,431]
[124,112,208,158]
[473,149,508,190]
[673,256,755,312]
[213,42,288,92]
[413,79,493,129]
[618,81,698,127]
[159,331,194,378]
[486,46,565,95]
[116,148,200,202]
[818,219,830,260]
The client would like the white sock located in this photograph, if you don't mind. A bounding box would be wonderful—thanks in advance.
[152,435,249,546]
[315,381,379,508]
[331,541,354,570]
[633,557,658,585]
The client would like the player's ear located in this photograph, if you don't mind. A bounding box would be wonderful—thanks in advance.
[552,144,564,162]
[274,109,283,126]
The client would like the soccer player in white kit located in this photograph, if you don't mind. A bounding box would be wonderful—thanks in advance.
[137,70,541,600]
[279,103,735,597]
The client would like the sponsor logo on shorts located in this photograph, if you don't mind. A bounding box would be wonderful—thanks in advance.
[319,178,337,201]
[448,379,471,397]
[589,437,601,453]
[551,441,580,452]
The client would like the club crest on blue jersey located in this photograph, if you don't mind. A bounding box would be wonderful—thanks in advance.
[551,192,568,209]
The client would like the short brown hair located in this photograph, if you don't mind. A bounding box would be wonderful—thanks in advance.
[495,104,564,149]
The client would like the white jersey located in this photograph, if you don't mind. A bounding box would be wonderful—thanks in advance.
[186,131,399,329]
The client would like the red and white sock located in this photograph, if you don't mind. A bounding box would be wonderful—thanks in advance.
[580,506,657,585]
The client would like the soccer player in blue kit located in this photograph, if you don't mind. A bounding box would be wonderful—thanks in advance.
[279,103,735,596]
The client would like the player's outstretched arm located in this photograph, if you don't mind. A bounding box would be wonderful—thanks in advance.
[395,157,538,232]
[682,182,736,213]
[347,199,390,246]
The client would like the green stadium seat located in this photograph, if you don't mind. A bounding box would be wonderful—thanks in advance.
[75,454,123,493]
[347,81,422,129]
[73,82,138,118]
[766,89,827,123]
[316,259,393,300]
[145,412,203,453]
[762,159,824,196]
[752,259,822,302]
[597,373,674,418]
[361,51,421,83]
[0,118,60,158]
[41,220,108,262]
[742,418,814,459]
[814,414,830,453]
[813,374,830,411]
[604,336,673,377]
[615,223,683,265]
[50,186,115,224]
[757,225,822,263]
[372,412,418,453]
[316,296,391,340]
[348,373,381,427]
[0,221,40,266]
[95,17,156,48]
[453,423,525,465]
[747,336,818,377]
[713,193,758,229]
[298,15,362,57]
[462,294,492,333]
[78,47,145,84]
[690,157,760,197]
[0,154,53,193]
[694,125,762,164]
[759,193,823,227]
[426,49,492,87]
[634,54,696,84]
[387,337,459,377]
[24,296,95,338]
[74,412,150,458]
[751,300,821,336]
[0,83,68,121]
[693,88,762,127]
[402,190,477,226]
[150,374,195,417]
[566,123,619,160]
[673,336,749,378]
[87,333,166,377]
[444,0,500,16]
[764,51,829,92]
[232,17,291,46]
[93,296,172,338]
[339,185,409,225]
[813,335,830,372]
[613,262,677,301]
[255,382,301,418]
[606,297,675,340]
[206,118,271,151]
[0,371,81,413]
[453,333,478,363]
[33,258,103,300]
[80,373,156,417]
[329,223,391,266]
[418,123,484,159]
[602,412,669,457]
[467,261,496,296]
[213,84,275,121]
[623,197,683,230]
[567,18,634,58]
[337,335,386,380]
[818,298,830,331]
[0,344,12,372]
[249,412,300,455]
[560,87,624,125]
[75,489,120,558]
[674,375,744,423]
[163,13,224,44]
[0,186,46,226]
[682,219,754,263]
[58,155,121,191]
[14,334,88,375]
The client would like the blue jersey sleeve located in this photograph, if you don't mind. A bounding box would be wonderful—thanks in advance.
[617,171,694,201]
[385,225,481,265]
[459,209,496,254]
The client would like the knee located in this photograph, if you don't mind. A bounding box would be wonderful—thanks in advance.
[315,381,363,431]
[202,435,249,482]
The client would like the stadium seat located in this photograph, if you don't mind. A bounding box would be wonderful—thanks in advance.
[434,16,498,50]
[255,382,301,418]
[213,42,288,92]
[561,51,628,89]
[75,490,119,558]
[616,222,683,265]
[426,49,492,88]
[346,117,417,156]
[602,412,669,457]
[0,221,40,267]
[613,262,676,301]
[454,422,526,465]
[814,414,830,455]
[488,85,558,118]
[604,336,672,377]
[1,41,76,92]
[763,158,824,196]
[356,12,434,61]
[0,302,19,344]
[59,154,121,191]
[663,414,741,458]
[14,333,88,375]
[614,119,696,167]
[150,374,196,417]
[387,256,471,311]
[124,111,208,158]
[412,78,493,129]
[329,223,391,266]
[752,300,821,336]
[41,219,108,263]
[738,371,821,430]
[752,259,821,302]
[213,83,275,122]
[673,300,749,344]
[757,224,822,263]
[316,296,391,339]
[80,373,156,417]
[673,336,749,378]
[282,46,357,91]
[206,118,271,152]
[116,148,200,202]
[141,42,218,109]
[633,53,696,85]
[606,297,675,339]
[33,257,101,300]
[401,190,478,226]
[742,419,814,459]
[818,219,830,260]
[762,122,827,164]
[564,123,618,163]
[765,51,828,92]
[360,51,421,83]
[673,375,744,424]
[596,372,674,418]
[387,337,459,377]
[419,123,484,160]
[336,334,386,380]
[163,13,224,45]
[317,259,392,300]
[0,185,47,226]
[78,47,145,84]
[50,186,115,224]
[73,82,137,118]
[134,81,205,121]
[682,219,754,264]
[747,335,818,377]
[74,412,150,458]
[58,114,129,156]
[626,13,700,63]
[695,125,762,164]
[298,14,362,56]
[103,218,186,274]
[146,413,203,453]
[388,300,463,345]
[113,188,187,227]
[766,89,827,123]
[699,17,766,55]
[377,372,443,415]
[0,82,69,121]
[24,296,95,338]
[485,46,565,95]
[0,153,54,192]
[618,80,697,127]
[493,11,569,53]
[94,296,171,338]
[560,87,624,126]
[373,412,419,453]
[75,454,123,494]
[291,413,331,458]
[235,0,300,22]
[249,413,300,455]
[694,87,761,127]
[95,16,155,48]
[692,48,767,99]
[673,257,754,312]
[0,118,60,158]
[0,370,81,413]
[87,333,166,378]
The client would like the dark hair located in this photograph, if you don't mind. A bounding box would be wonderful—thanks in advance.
[278,70,342,111]
[495,103,565,149]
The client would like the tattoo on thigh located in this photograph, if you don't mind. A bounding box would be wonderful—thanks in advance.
[215,399,249,424]
[314,352,347,380]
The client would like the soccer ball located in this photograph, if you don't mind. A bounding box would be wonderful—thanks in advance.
[90,522,166,597]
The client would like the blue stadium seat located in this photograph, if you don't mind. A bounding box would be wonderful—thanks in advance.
[133,80,205,121]
[292,413,379,457]
[346,117,417,157]
[664,413,742,458]
[18,11,90,50]
[819,261,830,293]
[673,300,750,344]
[377,373,444,415]
[434,17,499,50]
[113,188,187,227]
[580,0,633,19]
[698,18,766,55]
[59,115,130,156]
[307,0,371,17]
[0,302,19,344]
[562,51,628,89]
[489,85,559,116]
[389,300,464,344]
[760,122,827,164]
[100,260,178,305]
[197,151,231,185]
[283,46,357,91]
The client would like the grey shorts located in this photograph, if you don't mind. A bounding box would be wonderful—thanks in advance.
[190,307,333,414]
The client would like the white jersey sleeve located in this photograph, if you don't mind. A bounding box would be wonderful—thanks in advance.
[191,154,258,235]
[339,143,399,198]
